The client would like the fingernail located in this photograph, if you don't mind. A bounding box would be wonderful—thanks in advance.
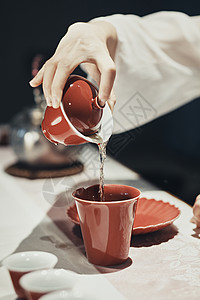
[29,80,35,86]
[52,97,59,108]
[99,99,106,107]
[46,97,52,107]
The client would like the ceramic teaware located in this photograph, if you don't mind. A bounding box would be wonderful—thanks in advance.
[39,289,96,300]
[41,75,113,146]
[20,268,78,300]
[72,184,141,266]
[39,290,70,300]
[2,251,58,299]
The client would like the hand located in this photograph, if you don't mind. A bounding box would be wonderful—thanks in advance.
[191,195,200,227]
[29,21,117,110]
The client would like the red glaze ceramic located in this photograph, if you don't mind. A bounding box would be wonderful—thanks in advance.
[42,75,103,146]
[9,270,28,299]
[72,184,140,266]
[20,269,77,300]
[67,197,180,235]
[24,290,46,300]
[2,251,58,299]
[133,197,180,234]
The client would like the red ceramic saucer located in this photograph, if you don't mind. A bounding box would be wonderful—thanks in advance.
[132,197,180,234]
[66,197,180,235]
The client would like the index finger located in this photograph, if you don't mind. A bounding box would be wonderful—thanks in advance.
[51,60,80,108]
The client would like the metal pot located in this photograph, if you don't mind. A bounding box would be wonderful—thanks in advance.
[9,54,83,167]
[10,105,82,167]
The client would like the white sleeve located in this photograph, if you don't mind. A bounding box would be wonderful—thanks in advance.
[93,12,200,133]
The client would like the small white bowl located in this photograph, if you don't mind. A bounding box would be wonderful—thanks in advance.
[39,289,96,300]
[39,290,70,300]
[2,251,58,272]
[20,268,78,300]
[2,251,58,299]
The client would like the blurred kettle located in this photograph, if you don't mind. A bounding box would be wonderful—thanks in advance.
[10,55,82,167]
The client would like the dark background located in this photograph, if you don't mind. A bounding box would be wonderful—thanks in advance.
[1,1,200,205]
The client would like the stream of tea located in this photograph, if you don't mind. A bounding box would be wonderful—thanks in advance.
[88,133,107,201]
[98,141,107,202]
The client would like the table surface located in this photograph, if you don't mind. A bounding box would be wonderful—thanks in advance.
[0,145,200,300]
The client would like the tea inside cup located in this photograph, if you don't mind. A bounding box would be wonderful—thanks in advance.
[2,251,58,299]
[20,268,78,300]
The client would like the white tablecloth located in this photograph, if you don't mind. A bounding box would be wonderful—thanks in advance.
[0,145,200,300]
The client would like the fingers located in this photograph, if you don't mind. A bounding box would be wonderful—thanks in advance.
[29,25,116,110]
[192,194,200,227]
[29,65,44,87]
[196,194,200,201]
[30,59,77,108]
[29,56,116,110]
[96,51,116,106]
[50,63,71,108]
[191,216,200,227]
[82,62,101,87]
[82,61,116,112]
[193,195,200,219]
[42,61,56,106]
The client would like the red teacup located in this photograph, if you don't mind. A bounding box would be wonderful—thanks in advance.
[2,251,58,299]
[20,269,78,300]
[72,184,140,266]
[42,75,112,146]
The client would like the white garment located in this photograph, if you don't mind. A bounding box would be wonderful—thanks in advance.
[93,12,200,134]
